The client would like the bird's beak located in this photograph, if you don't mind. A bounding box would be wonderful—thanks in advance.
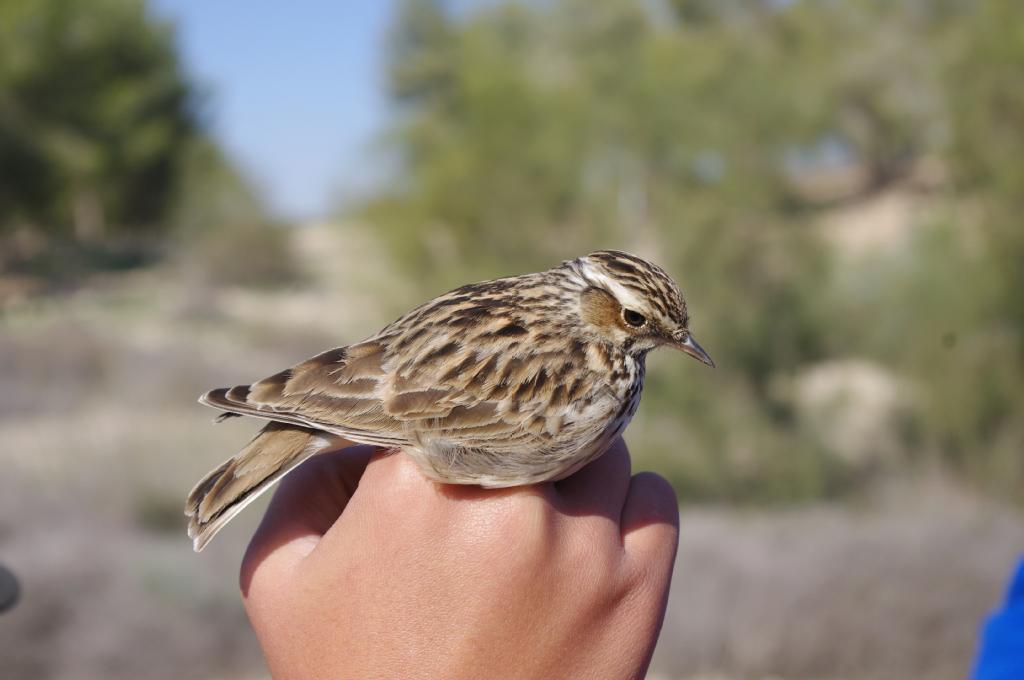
[672,331,715,368]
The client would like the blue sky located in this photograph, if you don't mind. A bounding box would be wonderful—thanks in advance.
[148,1,397,221]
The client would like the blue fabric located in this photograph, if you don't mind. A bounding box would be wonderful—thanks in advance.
[974,557,1024,680]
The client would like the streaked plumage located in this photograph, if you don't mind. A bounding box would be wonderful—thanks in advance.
[186,250,713,551]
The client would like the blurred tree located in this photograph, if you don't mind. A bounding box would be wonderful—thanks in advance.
[0,0,195,256]
[364,0,1024,504]
[0,0,294,290]
[366,0,844,501]
[929,0,1024,499]
[172,138,299,288]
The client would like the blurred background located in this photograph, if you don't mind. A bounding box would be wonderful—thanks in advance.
[1,0,1022,678]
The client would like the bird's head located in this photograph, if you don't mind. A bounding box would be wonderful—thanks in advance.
[573,250,714,366]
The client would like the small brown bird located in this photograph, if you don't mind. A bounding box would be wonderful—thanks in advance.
[186,250,713,551]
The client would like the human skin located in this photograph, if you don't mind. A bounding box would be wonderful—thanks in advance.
[240,438,680,680]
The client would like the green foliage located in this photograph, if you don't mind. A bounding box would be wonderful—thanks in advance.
[0,0,294,289]
[922,0,1024,500]
[0,0,195,241]
[367,0,1024,504]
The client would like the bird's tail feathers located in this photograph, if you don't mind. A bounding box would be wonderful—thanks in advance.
[185,422,333,552]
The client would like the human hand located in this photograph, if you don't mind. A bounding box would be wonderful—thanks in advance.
[240,438,679,680]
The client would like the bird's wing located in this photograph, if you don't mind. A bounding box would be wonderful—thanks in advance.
[200,341,410,449]
[201,334,611,452]
[384,342,601,445]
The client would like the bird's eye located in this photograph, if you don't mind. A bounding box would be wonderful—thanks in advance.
[622,309,647,328]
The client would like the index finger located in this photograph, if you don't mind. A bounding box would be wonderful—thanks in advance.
[554,437,633,524]
[240,445,377,597]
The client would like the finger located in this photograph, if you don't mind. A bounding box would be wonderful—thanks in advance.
[315,447,557,562]
[240,445,377,598]
[313,447,415,554]
[620,472,679,571]
[348,446,428,501]
[347,447,554,511]
[279,444,379,534]
[554,437,632,521]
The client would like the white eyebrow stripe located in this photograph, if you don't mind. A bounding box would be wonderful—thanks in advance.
[579,260,646,311]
